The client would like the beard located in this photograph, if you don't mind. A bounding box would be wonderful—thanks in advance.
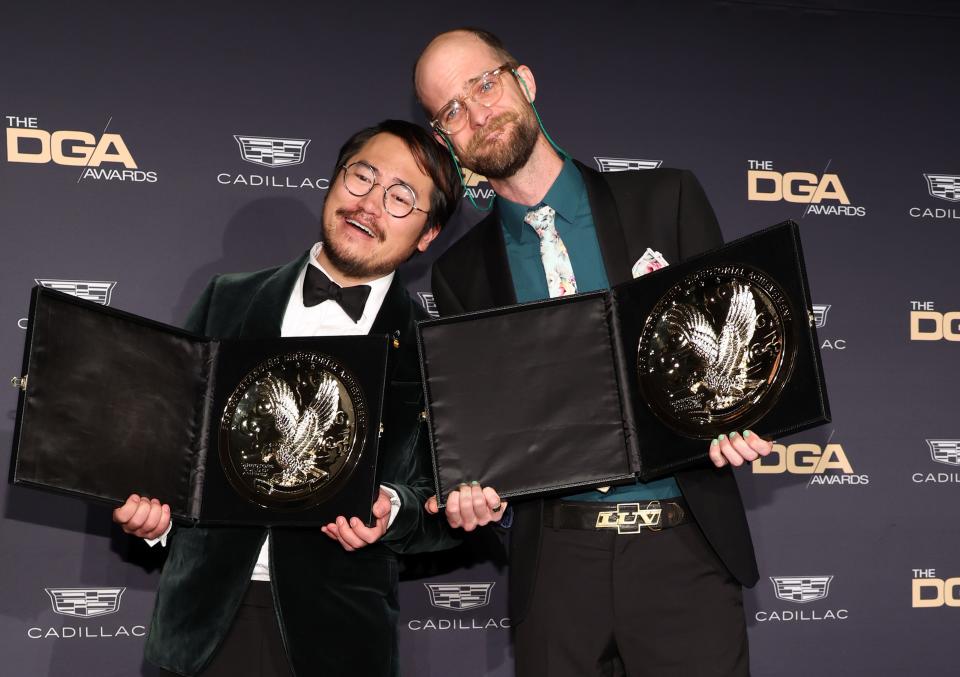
[460,106,540,180]
[319,207,417,280]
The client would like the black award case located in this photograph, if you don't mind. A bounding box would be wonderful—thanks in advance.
[417,221,830,506]
[9,287,389,526]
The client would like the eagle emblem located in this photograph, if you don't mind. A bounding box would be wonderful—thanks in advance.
[664,282,763,411]
[258,373,341,487]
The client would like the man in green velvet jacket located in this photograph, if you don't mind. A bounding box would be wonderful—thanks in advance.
[113,120,460,677]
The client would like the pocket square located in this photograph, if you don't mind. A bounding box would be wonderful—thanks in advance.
[632,248,669,278]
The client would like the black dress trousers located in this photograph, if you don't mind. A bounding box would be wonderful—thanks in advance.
[513,521,750,677]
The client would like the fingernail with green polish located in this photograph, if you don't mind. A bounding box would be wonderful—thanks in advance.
[719,433,727,440]
[711,437,719,446]
[744,430,752,438]
[470,480,480,486]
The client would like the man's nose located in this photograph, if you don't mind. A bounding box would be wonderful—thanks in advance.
[465,99,493,129]
[356,184,384,216]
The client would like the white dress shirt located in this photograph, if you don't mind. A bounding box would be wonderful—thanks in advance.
[149,243,402,581]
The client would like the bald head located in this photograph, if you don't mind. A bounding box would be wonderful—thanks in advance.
[414,28,517,114]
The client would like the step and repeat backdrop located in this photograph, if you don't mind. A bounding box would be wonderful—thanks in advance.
[2,2,958,675]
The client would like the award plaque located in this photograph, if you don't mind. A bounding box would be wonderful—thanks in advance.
[636,265,795,438]
[418,221,830,506]
[219,352,367,511]
[8,287,389,525]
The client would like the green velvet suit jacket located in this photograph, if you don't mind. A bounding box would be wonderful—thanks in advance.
[145,251,455,676]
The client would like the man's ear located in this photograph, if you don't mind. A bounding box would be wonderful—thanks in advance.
[513,65,536,103]
[433,129,460,163]
[416,223,442,252]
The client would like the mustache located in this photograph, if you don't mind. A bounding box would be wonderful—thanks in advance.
[335,208,384,241]
[468,111,521,153]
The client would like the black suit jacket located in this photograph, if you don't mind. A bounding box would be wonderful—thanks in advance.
[431,163,760,624]
[145,252,455,676]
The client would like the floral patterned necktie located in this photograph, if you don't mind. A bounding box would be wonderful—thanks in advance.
[524,205,577,297]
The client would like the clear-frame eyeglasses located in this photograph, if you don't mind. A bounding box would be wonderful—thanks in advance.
[429,62,517,135]
[339,161,428,218]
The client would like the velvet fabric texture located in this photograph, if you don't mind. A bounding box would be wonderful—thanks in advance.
[145,252,456,677]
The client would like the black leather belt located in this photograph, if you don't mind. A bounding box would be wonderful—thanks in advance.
[544,497,690,534]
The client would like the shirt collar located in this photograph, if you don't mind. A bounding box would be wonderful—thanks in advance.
[497,157,585,240]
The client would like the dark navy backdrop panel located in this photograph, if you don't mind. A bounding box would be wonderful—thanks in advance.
[2,2,958,674]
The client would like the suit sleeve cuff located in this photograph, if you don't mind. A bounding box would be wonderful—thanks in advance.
[380,484,402,530]
[143,521,173,547]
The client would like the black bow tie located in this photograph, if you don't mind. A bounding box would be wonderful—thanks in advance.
[302,265,371,323]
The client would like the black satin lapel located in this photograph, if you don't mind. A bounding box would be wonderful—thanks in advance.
[576,161,633,287]
[479,209,518,308]
[239,251,309,338]
[369,276,410,337]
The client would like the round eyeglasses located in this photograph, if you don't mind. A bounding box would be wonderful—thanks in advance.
[339,161,428,219]
[430,62,516,135]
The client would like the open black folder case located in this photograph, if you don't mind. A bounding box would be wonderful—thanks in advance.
[10,288,390,526]
[417,221,831,507]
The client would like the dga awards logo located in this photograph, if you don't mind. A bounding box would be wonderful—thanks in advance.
[813,303,845,351]
[911,440,960,484]
[406,582,509,631]
[594,157,662,172]
[462,168,494,203]
[912,569,960,608]
[752,441,869,485]
[5,114,158,183]
[19,279,118,330]
[909,301,960,342]
[909,174,960,221]
[28,587,146,639]
[755,576,849,622]
[217,134,328,190]
[417,292,439,318]
[746,160,865,216]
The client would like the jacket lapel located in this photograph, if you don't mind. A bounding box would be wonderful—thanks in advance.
[479,208,519,308]
[239,251,309,338]
[575,160,633,287]
[370,274,410,337]
[370,275,421,383]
